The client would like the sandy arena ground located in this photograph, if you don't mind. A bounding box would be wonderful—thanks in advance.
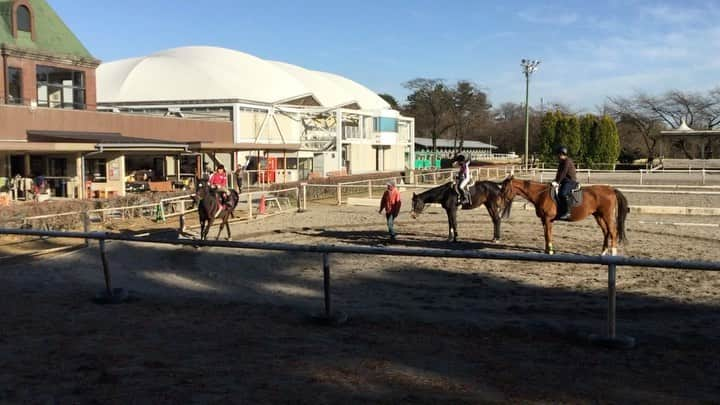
[1,190,719,403]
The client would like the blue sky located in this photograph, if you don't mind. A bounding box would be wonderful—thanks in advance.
[53,0,720,111]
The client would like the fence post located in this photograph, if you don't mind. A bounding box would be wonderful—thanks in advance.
[83,211,90,247]
[587,169,591,184]
[302,183,308,211]
[179,200,186,233]
[247,192,253,220]
[607,263,617,338]
[337,184,342,206]
[368,180,373,199]
[95,238,128,304]
[702,168,706,185]
[589,263,635,349]
[639,169,644,185]
[323,253,331,318]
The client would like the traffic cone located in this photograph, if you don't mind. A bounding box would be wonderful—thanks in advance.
[259,194,267,215]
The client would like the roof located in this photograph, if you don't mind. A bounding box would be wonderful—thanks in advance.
[0,0,95,60]
[97,46,391,110]
[660,118,720,136]
[414,137,497,150]
[27,130,186,145]
[188,142,302,152]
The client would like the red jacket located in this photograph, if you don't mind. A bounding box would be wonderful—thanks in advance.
[209,172,228,188]
[380,187,402,217]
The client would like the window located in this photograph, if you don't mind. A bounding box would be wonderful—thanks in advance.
[85,159,107,183]
[16,5,31,33]
[7,67,22,104]
[36,66,86,109]
[373,117,399,132]
[49,158,68,177]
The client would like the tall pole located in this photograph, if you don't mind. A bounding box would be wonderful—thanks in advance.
[524,72,530,170]
[521,59,540,171]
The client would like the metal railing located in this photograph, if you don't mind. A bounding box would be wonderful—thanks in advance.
[1,227,718,347]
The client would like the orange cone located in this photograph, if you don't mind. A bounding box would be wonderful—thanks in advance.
[259,194,266,214]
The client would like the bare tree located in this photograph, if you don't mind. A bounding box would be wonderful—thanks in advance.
[403,78,454,155]
[606,96,663,162]
[449,81,491,153]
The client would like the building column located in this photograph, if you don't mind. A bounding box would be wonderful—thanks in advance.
[232,103,242,143]
[335,110,343,171]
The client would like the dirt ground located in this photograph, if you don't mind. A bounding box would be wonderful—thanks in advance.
[1,191,719,403]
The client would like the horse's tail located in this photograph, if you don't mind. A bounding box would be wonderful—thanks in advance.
[615,189,629,243]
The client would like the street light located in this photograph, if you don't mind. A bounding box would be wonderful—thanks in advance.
[521,58,541,170]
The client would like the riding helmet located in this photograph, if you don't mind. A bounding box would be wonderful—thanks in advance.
[555,146,568,156]
[454,154,466,162]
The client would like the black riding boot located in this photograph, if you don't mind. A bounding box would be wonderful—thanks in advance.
[558,196,572,220]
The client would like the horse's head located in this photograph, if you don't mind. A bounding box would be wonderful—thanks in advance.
[195,177,210,199]
[500,175,516,201]
[410,192,425,219]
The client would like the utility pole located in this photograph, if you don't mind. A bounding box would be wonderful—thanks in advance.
[521,59,541,170]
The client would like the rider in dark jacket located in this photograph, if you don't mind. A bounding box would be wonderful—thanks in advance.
[554,146,577,220]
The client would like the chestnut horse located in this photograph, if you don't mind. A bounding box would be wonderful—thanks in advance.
[500,176,629,255]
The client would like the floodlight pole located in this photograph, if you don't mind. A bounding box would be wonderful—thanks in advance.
[521,59,540,171]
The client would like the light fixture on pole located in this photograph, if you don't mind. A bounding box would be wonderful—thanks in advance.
[521,58,540,170]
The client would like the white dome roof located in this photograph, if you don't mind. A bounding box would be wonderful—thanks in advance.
[97,46,389,110]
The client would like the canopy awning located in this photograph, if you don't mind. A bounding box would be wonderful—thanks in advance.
[189,142,302,152]
[25,130,190,153]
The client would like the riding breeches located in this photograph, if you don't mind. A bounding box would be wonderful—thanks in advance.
[459,176,470,191]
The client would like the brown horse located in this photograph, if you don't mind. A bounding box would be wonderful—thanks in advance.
[500,175,629,255]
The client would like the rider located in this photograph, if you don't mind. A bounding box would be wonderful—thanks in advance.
[553,146,577,220]
[453,154,471,205]
[208,165,230,213]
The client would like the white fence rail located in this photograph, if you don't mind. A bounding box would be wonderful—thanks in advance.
[1,227,719,348]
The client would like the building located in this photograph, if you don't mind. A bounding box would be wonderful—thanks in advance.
[659,119,719,160]
[1,0,413,200]
[96,46,415,179]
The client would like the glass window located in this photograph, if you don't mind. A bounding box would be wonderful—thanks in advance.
[36,66,86,109]
[373,117,398,132]
[49,158,68,177]
[86,159,107,183]
[7,67,22,104]
[16,6,31,32]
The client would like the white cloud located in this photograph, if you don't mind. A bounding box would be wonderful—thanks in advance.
[517,8,578,25]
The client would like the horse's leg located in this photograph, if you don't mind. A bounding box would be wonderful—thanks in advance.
[543,217,554,254]
[594,214,610,255]
[450,207,459,242]
[604,207,618,256]
[225,216,232,241]
[446,209,454,242]
[215,217,225,240]
[486,204,501,243]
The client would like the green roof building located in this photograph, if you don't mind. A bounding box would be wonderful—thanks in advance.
[1,0,99,109]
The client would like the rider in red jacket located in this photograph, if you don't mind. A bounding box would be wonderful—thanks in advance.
[208,165,230,213]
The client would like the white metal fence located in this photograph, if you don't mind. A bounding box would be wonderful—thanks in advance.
[1,227,718,348]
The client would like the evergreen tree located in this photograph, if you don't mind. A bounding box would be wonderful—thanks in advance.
[539,111,558,162]
[555,113,581,158]
[594,115,621,168]
[579,114,599,165]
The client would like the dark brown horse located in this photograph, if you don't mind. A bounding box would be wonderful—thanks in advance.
[410,181,512,242]
[194,179,240,241]
[500,175,629,255]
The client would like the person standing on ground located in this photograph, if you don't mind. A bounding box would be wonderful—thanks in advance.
[379,180,402,241]
[234,163,244,192]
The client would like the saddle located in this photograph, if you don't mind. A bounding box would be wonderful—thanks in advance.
[455,181,475,207]
[551,183,583,207]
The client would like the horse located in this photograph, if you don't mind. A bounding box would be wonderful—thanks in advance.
[410,181,512,243]
[193,179,240,241]
[500,175,629,255]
